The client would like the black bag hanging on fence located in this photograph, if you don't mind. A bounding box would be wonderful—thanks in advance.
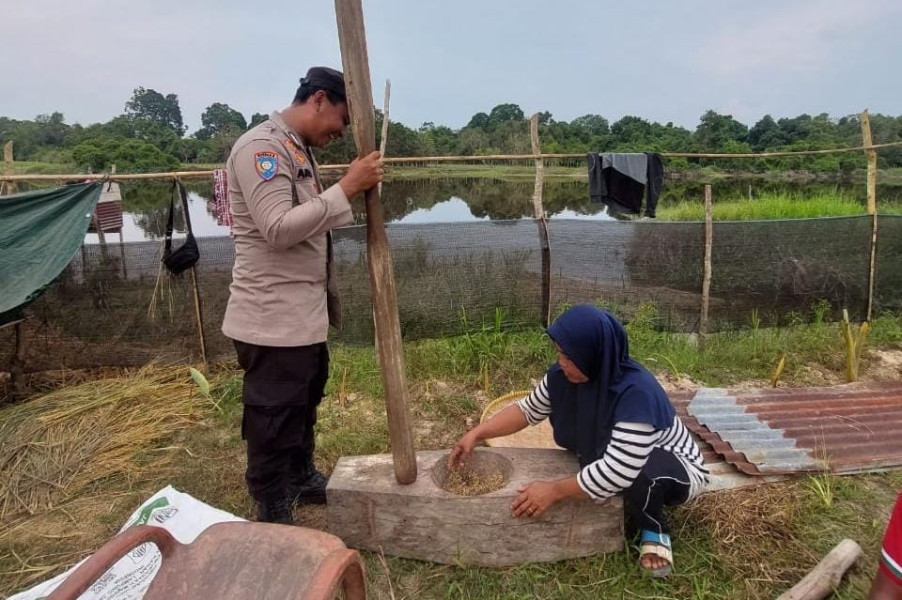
[162,180,200,275]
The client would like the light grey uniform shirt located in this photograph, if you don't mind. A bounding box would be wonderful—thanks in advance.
[222,110,352,347]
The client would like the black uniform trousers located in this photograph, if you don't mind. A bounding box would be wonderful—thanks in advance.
[233,340,329,502]
[622,448,692,537]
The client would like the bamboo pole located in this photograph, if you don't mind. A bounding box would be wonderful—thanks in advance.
[1,170,218,182]
[861,110,879,322]
[335,0,417,484]
[4,140,902,183]
[189,267,208,366]
[700,184,713,345]
[3,141,17,195]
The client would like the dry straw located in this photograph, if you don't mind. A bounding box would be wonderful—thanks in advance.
[0,364,204,519]
[678,483,819,594]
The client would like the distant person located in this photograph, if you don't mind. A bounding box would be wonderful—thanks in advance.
[222,66,382,524]
[870,492,902,599]
[449,305,708,577]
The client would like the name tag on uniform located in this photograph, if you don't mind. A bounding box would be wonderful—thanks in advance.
[297,167,314,179]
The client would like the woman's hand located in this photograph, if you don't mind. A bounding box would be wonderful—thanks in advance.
[511,481,563,518]
[447,430,481,470]
[447,404,530,470]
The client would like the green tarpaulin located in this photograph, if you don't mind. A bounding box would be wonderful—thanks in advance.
[0,182,102,326]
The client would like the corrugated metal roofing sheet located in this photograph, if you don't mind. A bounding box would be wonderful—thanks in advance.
[686,382,902,475]
[89,201,123,232]
[88,183,123,233]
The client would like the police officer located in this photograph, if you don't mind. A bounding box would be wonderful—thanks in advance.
[222,67,382,523]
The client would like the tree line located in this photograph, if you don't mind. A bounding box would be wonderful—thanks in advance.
[2,87,901,173]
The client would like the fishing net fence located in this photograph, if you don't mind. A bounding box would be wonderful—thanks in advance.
[2,215,900,371]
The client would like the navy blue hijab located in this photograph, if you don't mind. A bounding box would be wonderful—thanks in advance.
[545,305,675,468]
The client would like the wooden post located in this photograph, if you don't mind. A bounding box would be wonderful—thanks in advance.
[860,110,877,215]
[861,110,879,322]
[530,114,551,327]
[9,321,27,400]
[3,141,17,195]
[377,78,390,196]
[335,0,417,484]
[118,230,128,280]
[776,538,861,600]
[700,184,713,345]
[189,267,208,366]
[529,114,545,219]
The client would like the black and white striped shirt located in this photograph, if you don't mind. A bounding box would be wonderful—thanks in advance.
[516,375,709,500]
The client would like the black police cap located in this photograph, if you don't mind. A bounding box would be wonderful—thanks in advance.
[300,67,346,101]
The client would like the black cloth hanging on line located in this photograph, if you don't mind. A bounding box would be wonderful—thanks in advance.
[587,152,664,218]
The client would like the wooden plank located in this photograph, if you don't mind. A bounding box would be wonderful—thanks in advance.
[327,448,623,566]
[700,184,713,342]
[335,0,417,484]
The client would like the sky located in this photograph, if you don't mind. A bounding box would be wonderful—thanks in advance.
[4,0,901,135]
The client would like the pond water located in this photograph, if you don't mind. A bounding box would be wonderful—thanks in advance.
[80,177,900,243]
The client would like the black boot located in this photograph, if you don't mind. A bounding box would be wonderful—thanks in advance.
[289,457,328,506]
[256,497,293,524]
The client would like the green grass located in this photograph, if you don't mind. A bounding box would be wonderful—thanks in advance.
[10,160,79,175]
[236,310,902,598]
[4,310,902,598]
[656,191,882,221]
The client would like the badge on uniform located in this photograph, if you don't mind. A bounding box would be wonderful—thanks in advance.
[283,139,308,166]
[254,151,279,181]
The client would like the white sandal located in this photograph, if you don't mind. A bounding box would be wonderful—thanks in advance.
[639,530,673,578]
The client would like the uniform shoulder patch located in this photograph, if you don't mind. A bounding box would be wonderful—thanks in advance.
[254,151,279,181]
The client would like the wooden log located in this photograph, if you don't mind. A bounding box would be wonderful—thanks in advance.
[700,184,713,344]
[861,111,879,322]
[775,538,862,600]
[327,448,623,566]
[335,0,417,484]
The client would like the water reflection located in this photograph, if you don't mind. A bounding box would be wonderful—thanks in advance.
[80,177,902,243]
